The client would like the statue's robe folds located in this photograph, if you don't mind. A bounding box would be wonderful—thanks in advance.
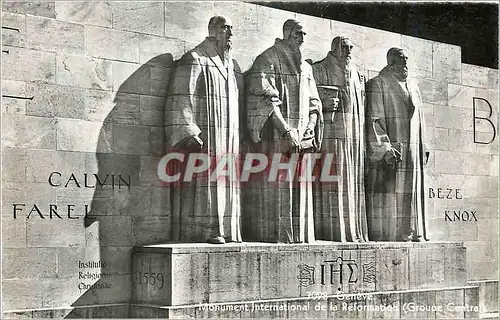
[243,39,323,243]
[365,67,429,241]
[311,53,369,242]
[165,38,242,242]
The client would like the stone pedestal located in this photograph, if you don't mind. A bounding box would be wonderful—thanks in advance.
[468,280,499,318]
[130,242,479,318]
[130,286,479,319]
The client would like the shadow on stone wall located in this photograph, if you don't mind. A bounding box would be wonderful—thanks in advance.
[65,53,178,318]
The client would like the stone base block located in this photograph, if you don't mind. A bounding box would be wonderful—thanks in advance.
[132,241,467,306]
[130,286,480,319]
[481,313,500,319]
[468,280,499,316]
[2,309,73,319]
[2,305,129,319]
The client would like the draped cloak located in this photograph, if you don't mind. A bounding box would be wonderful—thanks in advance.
[365,67,429,241]
[243,39,323,243]
[311,52,369,242]
[165,38,242,242]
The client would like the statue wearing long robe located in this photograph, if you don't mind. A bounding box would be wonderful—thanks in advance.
[165,37,242,243]
[365,66,429,241]
[243,38,323,243]
[312,52,369,242]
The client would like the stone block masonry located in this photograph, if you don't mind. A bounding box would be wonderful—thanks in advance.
[1,1,497,317]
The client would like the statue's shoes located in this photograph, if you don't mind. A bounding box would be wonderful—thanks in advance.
[208,236,226,244]
[225,238,242,243]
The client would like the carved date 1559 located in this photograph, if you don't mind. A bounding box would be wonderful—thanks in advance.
[136,272,164,289]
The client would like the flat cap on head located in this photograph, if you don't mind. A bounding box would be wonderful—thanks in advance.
[283,19,305,39]
[331,36,351,55]
[386,47,407,65]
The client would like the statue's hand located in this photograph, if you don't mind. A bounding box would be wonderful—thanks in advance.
[284,129,300,152]
[266,96,282,108]
[332,98,340,111]
[321,97,340,112]
[383,148,401,166]
[302,128,314,140]
[185,136,203,150]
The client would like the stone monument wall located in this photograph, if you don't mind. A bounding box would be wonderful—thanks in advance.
[1,1,498,315]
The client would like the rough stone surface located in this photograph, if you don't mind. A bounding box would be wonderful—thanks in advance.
[402,35,433,79]
[433,42,462,84]
[363,27,401,72]
[2,1,56,18]
[462,63,489,88]
[2,80,27,115]
[2,12,26,47]
[26,16,84,54]
[0,2,498,316]
[56,54,113,90]
[86,26,140,62]
[55,2,112,27]
[133,242,467,306]
[128,285,478,319]
[164,2,214,43]
[2,46,56,83]
[2,115,57,149]
[57,118,111,153]
[111,2,164,36]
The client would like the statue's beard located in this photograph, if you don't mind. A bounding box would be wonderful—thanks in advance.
[215,38,231,57]
[396,68,408,80]
[287,42,302,67]
[391,65,408,80]
[225,39,232,51]
[288,41,302,55]
[342,55,352,70]
[333,53,351,73]
[342,56,351,88]
[333,52,351,65]
[344,54,352,66]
